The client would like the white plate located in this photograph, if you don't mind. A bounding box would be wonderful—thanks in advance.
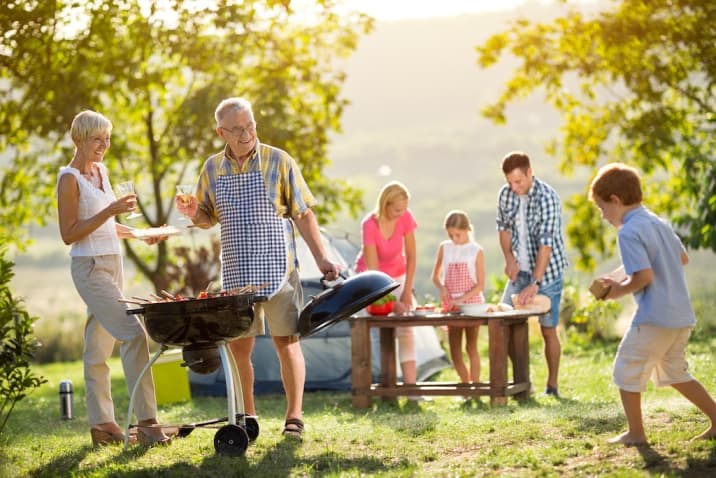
[414,308,436,316]
[458,303,490,315]
[130,225,183,239]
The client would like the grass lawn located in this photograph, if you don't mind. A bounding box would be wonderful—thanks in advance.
[1,335,715,477]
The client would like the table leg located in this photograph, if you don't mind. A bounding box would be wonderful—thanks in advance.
[511,319,531,401]
[488,318,508,406]
[379,327,398,403]
[351,318,371,408]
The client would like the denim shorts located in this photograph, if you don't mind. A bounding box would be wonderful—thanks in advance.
[500,271,563,328]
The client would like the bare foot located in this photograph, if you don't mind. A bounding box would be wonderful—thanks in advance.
[692,426,716,441]
[608,431,647,446]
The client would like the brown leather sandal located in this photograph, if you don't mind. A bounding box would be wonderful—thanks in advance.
[137,420,172,447]
[90,428,136,447]
[282,418,304,439]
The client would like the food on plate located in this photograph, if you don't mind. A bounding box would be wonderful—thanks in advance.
[130,225,182,238]
[485,302,514,313]
[510,293,551,312]
[414,304,436,316]
[441,305,460,313]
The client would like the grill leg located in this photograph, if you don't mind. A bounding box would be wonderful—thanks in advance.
[219,343,244,427]
[124,344,167,449]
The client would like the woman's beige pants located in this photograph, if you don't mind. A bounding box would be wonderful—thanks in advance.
[71,255,157,426]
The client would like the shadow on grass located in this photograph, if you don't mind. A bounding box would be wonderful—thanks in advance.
[235,438,395,477]
[631,442,716,477]
[682,445,716,477]
[71,437,391,478]
[27,446,92,478]
[28,439,198,478]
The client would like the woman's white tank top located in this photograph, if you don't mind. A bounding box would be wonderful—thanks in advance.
[57,164,121,257]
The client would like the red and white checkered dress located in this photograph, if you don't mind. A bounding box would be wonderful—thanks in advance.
[440,240,484,308]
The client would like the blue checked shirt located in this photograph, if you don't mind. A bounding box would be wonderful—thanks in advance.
[195,141,316,273]
[496,176,568,285]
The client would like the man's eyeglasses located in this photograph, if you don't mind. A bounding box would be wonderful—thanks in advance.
[219,122,256,137]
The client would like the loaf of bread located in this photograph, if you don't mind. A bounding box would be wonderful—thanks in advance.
[511,293,551,312]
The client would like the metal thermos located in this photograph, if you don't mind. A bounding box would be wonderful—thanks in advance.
[59,379,74,420]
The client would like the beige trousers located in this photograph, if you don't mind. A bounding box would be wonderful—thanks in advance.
[71,255,157,426]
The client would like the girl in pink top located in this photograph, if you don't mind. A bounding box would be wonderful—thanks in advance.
[431,210,486,384]
[355,181,418,386]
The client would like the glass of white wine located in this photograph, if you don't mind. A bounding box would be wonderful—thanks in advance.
[116,181,143,220]
[176,184,195,222]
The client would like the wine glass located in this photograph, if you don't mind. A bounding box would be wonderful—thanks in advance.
[116,181,143,220]
[176,184,195,222]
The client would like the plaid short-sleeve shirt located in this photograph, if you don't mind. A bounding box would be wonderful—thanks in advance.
[496,176,568,284]
[195,141,316,272]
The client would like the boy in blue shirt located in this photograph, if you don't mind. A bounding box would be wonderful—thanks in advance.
[590,162,716,445]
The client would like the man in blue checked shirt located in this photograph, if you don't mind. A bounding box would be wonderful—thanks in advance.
[496,151,568,398]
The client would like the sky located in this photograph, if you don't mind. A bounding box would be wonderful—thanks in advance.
[338,0,551,21]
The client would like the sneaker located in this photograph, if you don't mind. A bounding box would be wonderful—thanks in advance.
[545,386,560,398]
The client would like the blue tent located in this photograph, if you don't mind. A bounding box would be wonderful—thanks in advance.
[189,230,449,396]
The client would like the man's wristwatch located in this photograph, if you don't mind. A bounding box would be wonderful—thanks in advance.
[530,278,542,287]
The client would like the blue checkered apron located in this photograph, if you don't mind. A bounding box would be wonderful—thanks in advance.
[216,168,288,298]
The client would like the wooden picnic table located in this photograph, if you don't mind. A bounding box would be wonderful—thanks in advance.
[350,309,547,408]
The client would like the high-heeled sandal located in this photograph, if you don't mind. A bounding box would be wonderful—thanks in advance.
[90,428,136,447]
[137,427,172,447]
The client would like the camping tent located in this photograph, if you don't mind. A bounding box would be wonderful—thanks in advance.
[189,230,449,396]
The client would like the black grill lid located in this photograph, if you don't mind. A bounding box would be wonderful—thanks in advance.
[298,270,399,337]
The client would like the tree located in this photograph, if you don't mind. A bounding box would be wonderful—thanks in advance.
[0,0,371,290]
[0,248,46,436]
[476,0,716,271]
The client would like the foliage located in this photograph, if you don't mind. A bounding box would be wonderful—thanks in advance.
[691,284,716,337]
[560,278,622,347]
[486,274,508,303]
[31,312,85,364]
[0,248,46,436]
[0,0,373,289]
[476,0,716,271]
[163,237,222,297]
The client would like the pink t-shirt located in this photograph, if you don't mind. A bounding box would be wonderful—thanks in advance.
[355,209,418,278]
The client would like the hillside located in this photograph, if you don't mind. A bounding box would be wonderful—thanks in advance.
[324,4,597,296]
[10,2,716,317]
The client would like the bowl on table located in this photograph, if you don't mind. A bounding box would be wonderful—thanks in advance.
[366,301,395,316]
[457,303,490,315]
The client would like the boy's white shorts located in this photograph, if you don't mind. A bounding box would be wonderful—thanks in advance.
[613,324,694,392]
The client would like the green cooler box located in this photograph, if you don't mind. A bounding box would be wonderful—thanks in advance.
[151,349,191,405]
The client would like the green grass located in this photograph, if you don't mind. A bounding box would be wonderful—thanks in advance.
[1,336,715,477]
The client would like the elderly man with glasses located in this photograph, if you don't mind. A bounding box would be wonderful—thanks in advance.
[176,97,340,439]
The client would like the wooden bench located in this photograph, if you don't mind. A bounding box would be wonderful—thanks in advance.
[350,310,543,407]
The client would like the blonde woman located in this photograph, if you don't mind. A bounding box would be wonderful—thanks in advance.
[355,181,418,388]
[56,110,170,446]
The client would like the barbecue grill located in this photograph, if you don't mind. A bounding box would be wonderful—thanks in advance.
[123,270,398,456]
[124,292,264,456]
